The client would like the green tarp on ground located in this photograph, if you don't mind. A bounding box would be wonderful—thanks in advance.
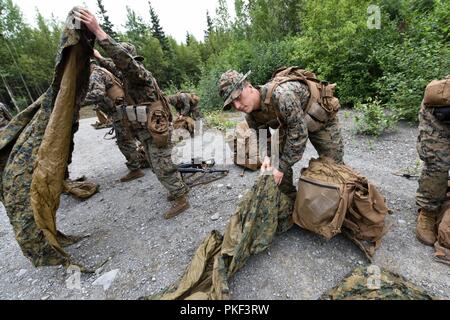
[145,175,294,300]
[0,7,94,267]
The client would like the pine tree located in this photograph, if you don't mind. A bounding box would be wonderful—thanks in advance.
[204,10,214,40]
[148,1,169,52]
[96,0,116,38]
[186,31,191,46]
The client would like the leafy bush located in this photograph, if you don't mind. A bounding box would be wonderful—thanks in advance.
[353,98,395,136]
[373,1,450,121]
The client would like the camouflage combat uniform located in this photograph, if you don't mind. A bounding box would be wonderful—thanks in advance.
[416,104,450,214]
[168,92,203,120]
[246,80,344,198]
[83,64,141,171]
[97,37,189,199]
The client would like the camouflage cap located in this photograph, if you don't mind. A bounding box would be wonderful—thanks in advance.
[120,42,144,62]
[218,70,251,110]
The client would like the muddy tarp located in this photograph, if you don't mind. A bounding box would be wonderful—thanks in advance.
[145,175,294,300]
[0,8,94,267]
[321,266,435,300]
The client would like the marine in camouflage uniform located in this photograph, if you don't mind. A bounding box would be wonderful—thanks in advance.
[415,102,450,246]
[77,8,189,219]
[219,70,344,199]
[83,61,145,182]
[167,92,203,120]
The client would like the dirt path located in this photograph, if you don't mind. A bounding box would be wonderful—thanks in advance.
[0,111,449,300]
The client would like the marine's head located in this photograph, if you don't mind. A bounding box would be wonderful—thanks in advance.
[218,70,260,113]
[120,42,144,62]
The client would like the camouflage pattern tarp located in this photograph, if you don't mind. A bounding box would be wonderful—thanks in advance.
[144,175,294,300]
[0,8,94,267]
[321,266,435,300]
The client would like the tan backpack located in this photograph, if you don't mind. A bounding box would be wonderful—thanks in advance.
[423,75,450,107]
[293,158,391,259]
[227,121,262,171]
[174,116,195,137]
[265,67,341,132]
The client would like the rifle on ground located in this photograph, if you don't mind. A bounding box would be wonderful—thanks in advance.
[177,159,229,187]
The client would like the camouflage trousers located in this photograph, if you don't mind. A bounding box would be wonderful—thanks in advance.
[416,106,450,214]
[113,120,141,171]
[281,115,345,199]
[136,129,189,199]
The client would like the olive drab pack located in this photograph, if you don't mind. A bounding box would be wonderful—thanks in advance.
[423,75,450,108]
[265,66,341,132]
[173,115,195,137]
[293,158,391,259]
[228,121,262,171]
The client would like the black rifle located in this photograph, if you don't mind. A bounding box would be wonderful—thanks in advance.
[178,167,229,175]
[177,159,229,186]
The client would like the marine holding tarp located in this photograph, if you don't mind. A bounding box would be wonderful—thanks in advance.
[74,8,191,220]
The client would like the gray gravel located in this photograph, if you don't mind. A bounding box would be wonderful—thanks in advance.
[0,110,449,300]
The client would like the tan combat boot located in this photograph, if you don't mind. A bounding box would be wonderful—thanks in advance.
[416,209,438,246]
[164,196,190,220]
[120,169,145,182]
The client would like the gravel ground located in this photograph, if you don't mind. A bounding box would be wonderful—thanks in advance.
[0,110,449,300]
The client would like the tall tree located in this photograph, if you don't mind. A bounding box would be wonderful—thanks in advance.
[96,0,116,38]
[204,10,214,40]
[124,6,148,43]
[148,1,169,52]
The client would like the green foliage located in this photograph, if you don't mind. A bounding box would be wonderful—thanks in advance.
[373,0,450,121]
[353,98,395,136]
[204,110,237,130]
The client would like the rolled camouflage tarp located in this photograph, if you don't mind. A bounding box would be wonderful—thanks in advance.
[0,7,94,267]
[144,175,294,300]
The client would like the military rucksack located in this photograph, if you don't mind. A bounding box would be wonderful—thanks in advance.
[423,75,450,108]
[293,158,391,259]
[227,121,262,171]
[265,67,341,132]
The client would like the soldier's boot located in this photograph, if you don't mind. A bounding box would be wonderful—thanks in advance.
[416,209,438,246]
[120,169,145,183]
[164,196,190,220]
[167,194,176,202]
